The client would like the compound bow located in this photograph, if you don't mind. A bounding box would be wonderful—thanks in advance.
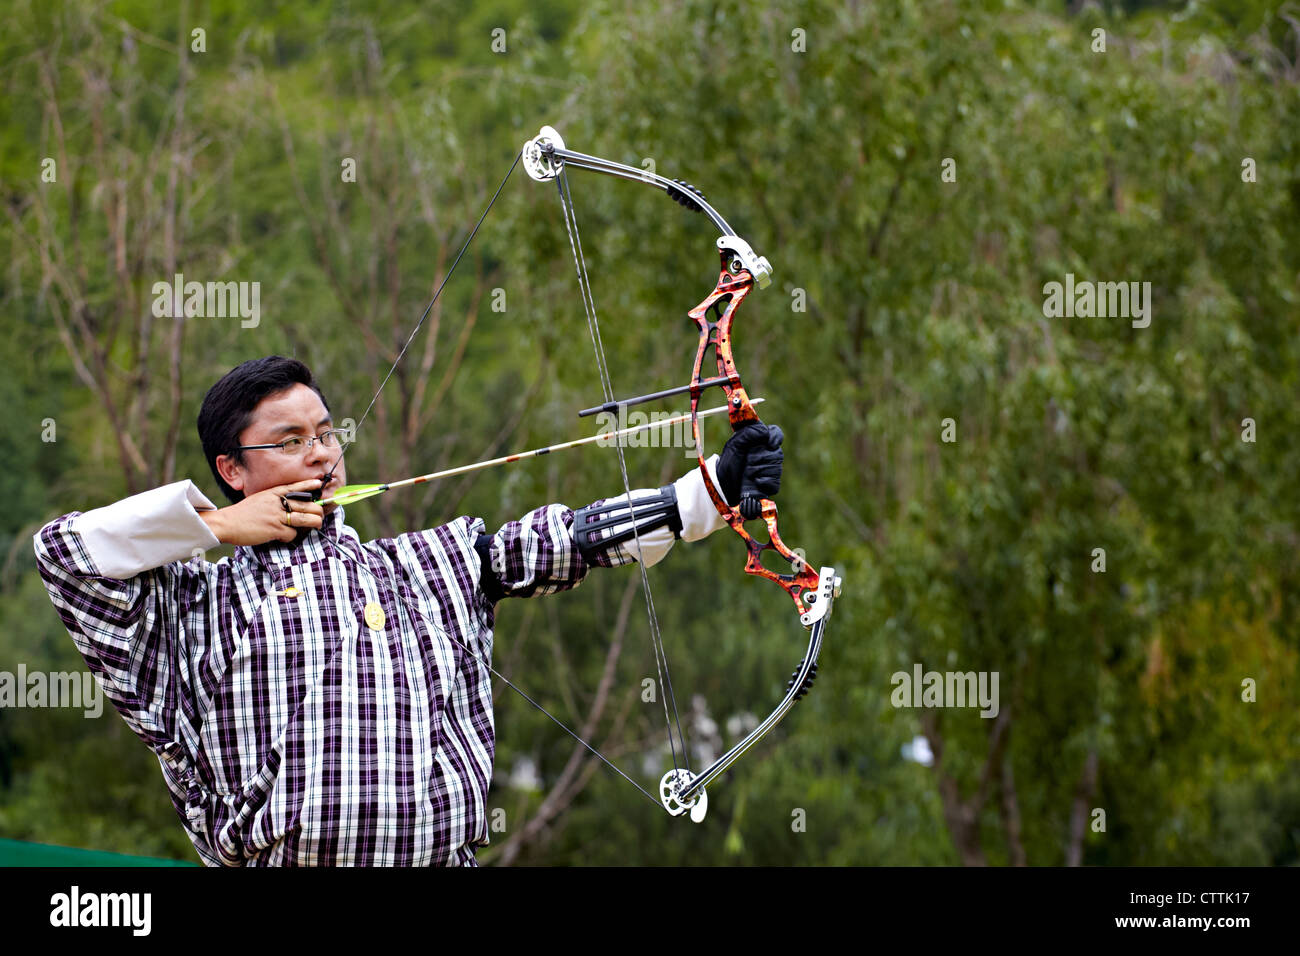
[321,125,843,823]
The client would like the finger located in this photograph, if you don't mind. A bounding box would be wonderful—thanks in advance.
[271,511,298,542]
[766,424,784,449]
[275,511,320,540]
[269,478,324,497]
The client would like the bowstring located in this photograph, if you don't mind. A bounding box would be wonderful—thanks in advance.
[311,146,666,811]
[323,151,522,486]
[554,167,692,777]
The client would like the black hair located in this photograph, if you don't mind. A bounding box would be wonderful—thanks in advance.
[197,356,330,503]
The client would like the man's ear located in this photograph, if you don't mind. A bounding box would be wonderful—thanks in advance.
[215,453,245,494]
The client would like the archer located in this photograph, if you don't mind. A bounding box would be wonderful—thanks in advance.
[33,354,784,866]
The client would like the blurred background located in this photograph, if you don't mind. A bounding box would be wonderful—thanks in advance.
[0,0,1297,865]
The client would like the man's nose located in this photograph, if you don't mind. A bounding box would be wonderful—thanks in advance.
[305,440,331,468]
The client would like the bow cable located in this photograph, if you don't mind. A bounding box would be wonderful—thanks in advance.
[554,167,692,781]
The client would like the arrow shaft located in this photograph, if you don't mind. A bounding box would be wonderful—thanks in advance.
[321,398,763,506]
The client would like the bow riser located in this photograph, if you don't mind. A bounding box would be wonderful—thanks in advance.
[687,257,824,620]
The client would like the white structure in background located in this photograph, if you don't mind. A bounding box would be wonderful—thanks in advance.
[507,756,542,791]
[901,734,934,767]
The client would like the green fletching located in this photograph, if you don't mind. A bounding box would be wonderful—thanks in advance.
[325,483,387,506]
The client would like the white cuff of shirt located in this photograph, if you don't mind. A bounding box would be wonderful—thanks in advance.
[674,454,730,542]
[619,456,729,567]
[75,480,222,579]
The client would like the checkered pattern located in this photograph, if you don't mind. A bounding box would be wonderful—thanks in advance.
[34,499,616,866]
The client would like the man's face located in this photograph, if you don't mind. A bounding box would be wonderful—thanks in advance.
[215,383,346,510]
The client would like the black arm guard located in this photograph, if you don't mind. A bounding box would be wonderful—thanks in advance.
[572,484,683,565]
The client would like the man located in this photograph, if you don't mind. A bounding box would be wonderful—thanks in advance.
[34,355,784,866]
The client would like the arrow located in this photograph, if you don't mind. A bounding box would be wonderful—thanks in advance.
[321,397,764,507]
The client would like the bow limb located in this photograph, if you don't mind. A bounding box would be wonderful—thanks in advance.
[672,587,835,807]
[522,125,773,288]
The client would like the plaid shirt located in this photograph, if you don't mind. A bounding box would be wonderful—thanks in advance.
[33,482,634,866]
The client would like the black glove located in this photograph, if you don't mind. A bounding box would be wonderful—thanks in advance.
[717,421,784,520]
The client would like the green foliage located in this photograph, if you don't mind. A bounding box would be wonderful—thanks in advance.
[1,0,1296,865]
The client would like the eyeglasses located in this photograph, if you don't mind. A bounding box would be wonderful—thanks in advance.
[236,429,344,456]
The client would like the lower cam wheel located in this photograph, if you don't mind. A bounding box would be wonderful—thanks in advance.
[659,769,709,823]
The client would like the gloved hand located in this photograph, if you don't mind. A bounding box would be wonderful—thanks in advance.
[717,421,784,520]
